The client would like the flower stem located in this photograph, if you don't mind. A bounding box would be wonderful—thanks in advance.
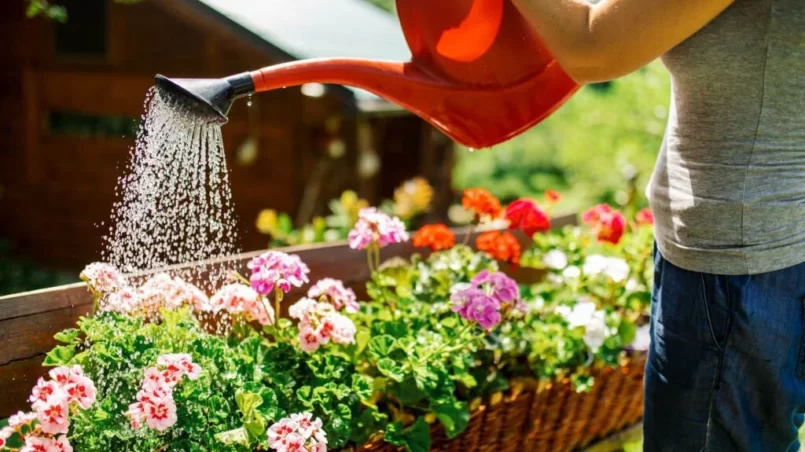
[274,287,284,336]
[419,323,473,364]
[366,248,375,272]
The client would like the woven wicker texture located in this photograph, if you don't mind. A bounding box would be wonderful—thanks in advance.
[356,353,646,452]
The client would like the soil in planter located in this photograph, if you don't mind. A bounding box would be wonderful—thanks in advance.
[102,87,240,291]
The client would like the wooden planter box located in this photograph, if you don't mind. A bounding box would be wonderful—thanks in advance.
[0,215,645,450]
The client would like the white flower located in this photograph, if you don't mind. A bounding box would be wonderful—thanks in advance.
[558,298,597,329]
[582,255,609,276]
[582,255,629,283]
[449,282,472,295]
[583,311,612,352]
[562,266,581,280]
[546,273,564,286]
[604,258,630,283]
[543,250,568,270]
[631,324,651,351]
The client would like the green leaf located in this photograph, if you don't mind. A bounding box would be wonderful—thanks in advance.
[215,427,250,447]
[355,329,371,356]
[352,406,388,445]
[43,345,76,366]
[278,213,294,235]
[617,321,637,346]
[352,374,374,402]
[235,391,263,418]
[431,397,469,439]
[54,328,81,344]
[385,418,431,452]
[367,335,396,360]
[377,358,405,382]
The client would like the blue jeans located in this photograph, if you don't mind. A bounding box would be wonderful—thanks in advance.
[644,246,805,451]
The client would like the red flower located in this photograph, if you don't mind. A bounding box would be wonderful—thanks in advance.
[545,190,562,204]
[596,210,626,244]
[412,224,456,251]
[636,208,654,226]
[476,231,521,265]
[582,204,612,225]
[504,199,551,236]
[462,188,502,219]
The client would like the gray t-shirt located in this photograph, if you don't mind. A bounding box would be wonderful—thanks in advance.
[647,0,805,275]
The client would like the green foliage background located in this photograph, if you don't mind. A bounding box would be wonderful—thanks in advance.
[453,63,671,214]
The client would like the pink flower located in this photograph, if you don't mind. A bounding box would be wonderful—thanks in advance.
[211,284,275,326]
[307,279,359,313]
[143,367,175,392]
[268,414,327,451]
[80,263,125,294]
[21,436,62,452]
[102,286,141,313]
[247,251,310,295]
[582,204,612,225]
[141,274,210,312]
[53,436,73,452]
[29,378,61,405]
[0,426,12,441]
[143,395,178,432]
[289,298,318,322]
[125,402,146,430]
[157,353,202,381]
[298,327,324,353]
[595,210,626,245]
[35,392,70,435]
[471,270,520,305]
[48,365,83,386]
[64,374,97,410]
[8,410,37,429]
[348,208,409,250]
[451,288,502,330]
[329,315,356,345]
[268,417,298,449]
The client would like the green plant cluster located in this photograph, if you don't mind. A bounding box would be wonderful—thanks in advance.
[34,218,653,452]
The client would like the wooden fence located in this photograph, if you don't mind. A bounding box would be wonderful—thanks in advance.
[0,216,576,418]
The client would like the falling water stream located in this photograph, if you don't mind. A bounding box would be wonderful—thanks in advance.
[102,87,240,290]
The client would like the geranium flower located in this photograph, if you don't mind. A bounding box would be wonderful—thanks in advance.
[80,263,125,294]
[504,199,551,236]
[582,255,629,282]
[139,274,210,314]
[307,278,359,313]
[48,365,84,386]
[211,283,275,326]
[462,188,502,219]
[268,413,327,452]
[29,379,62,406]
[475,231,521,265]
[247,251,310,295]
[8,411,37,430]
[35,392,69,434]
[22,435,72,452]
[636,208,654,226]
[347,207,409,250]
[290,298,355,353]
[451,288,502,330]
[64,374,97,410]
[412,224,456,252]
[556,298,597,329]
[582,204,626,244]
[125,402,146,430]
[158,354,202,381]
[583,311,612,352]
[143,394,178,432]
[102,286,141,314]
[471,270,519,305]
[543,250,568,270]
[562,266,581,279]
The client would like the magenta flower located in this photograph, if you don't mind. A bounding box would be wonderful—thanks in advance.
[451,288,502,330]
[247,251,310,295]
[471,270,519,304]
[307,278,359,313]
[348,207,409,250]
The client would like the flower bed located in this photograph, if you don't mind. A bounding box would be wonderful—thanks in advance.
[0,190,653,452]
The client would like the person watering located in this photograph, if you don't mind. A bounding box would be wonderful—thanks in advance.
[512,0,805,450]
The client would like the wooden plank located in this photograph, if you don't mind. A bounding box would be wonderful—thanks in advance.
[0,357,48,418]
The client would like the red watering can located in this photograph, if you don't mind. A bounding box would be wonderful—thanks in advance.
[155,0,580,149]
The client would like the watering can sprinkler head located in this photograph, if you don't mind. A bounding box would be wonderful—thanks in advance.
[154,72,255,123]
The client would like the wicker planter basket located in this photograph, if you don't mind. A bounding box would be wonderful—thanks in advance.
[358,353,646,452]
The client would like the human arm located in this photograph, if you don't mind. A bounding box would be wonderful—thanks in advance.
[510,0,735,83]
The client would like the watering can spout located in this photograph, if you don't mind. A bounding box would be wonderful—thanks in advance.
[155,0,581,148]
